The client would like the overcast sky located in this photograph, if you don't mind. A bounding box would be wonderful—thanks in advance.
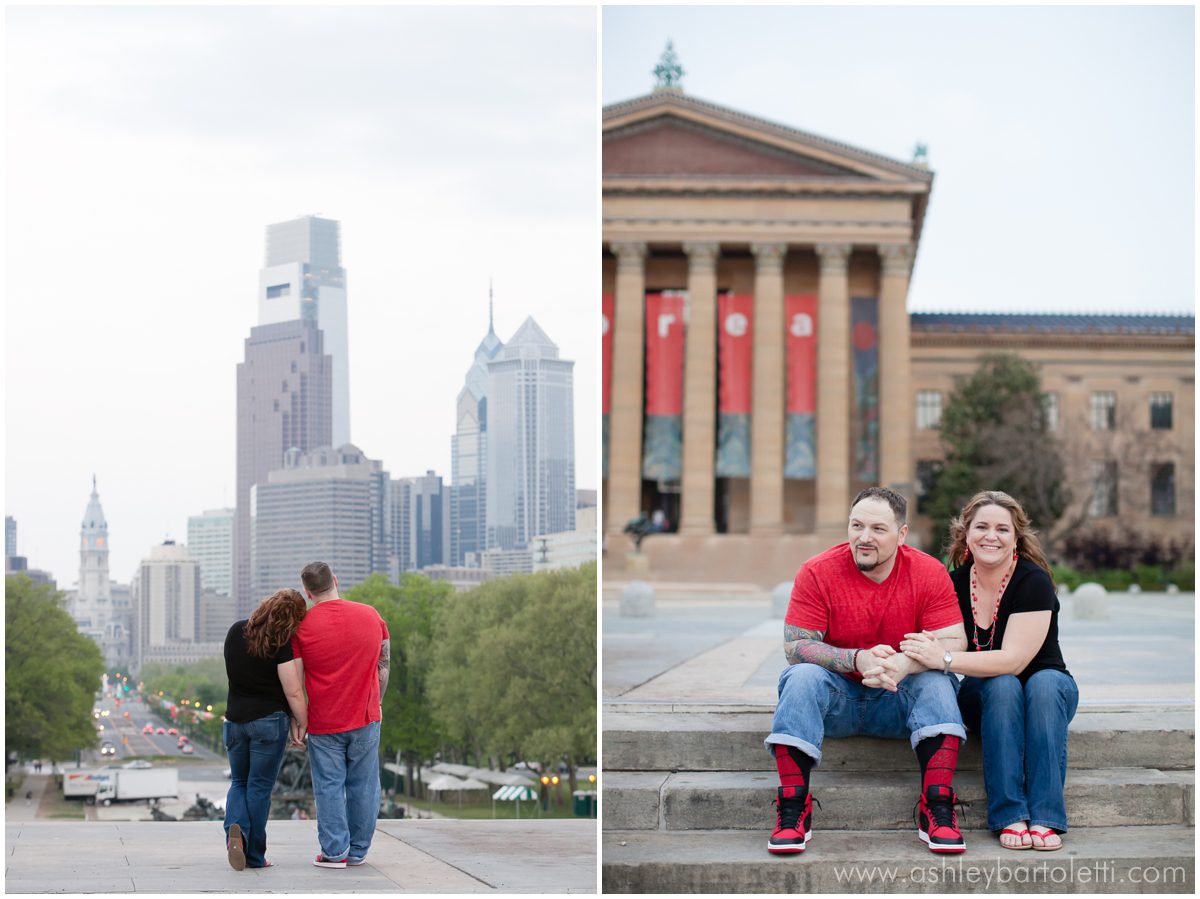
[604,5,1195,315]
[5,6,597,586]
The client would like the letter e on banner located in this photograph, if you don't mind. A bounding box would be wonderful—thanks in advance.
[645,292,686,416]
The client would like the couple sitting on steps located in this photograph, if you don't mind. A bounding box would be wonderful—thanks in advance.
[766,486,1076,855]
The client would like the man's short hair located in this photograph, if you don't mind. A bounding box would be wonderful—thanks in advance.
[300,561,334,595]
[851,486,907,527]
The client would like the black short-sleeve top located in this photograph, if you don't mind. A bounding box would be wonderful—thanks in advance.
[951,558,1071,683]
[223,619,295,723]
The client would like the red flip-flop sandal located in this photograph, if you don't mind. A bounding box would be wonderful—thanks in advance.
[999,826,1032,850]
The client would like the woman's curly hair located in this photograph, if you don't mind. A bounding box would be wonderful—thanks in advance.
[244,588,307,658]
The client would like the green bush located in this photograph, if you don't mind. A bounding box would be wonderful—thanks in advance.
[1132,564,1166,591]
[1050,564,1084,591]
[1093,569,1133,591]
[1167,563,1195,592]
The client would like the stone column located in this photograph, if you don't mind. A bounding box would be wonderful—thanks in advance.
[815,243,853,535]
[679,241,720,536]
[607,241,648,535]
[749,242,787,535]
[878,243,915,506]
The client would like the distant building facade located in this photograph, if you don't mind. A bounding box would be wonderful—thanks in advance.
[531,506,599,573]
[251,444,388,599]
[132,542,219,674]
[486,317,576,550]
[258,215,351,448]
[234,318,332,617]
[3,516,56,590]
[4,516,15,558]
[450,295,503,567]
[389,471,451,576]
[187,508,234,597]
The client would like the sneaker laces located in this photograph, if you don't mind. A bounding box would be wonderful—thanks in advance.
[914,792,966,831]
[775,793,820,830]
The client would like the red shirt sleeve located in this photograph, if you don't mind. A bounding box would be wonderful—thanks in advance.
[785,562,829,631]
[917,562,964,633]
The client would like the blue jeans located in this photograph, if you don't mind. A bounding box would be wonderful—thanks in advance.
[223,710,289,868]
[307,721,381,862]
[958,670,1078,832]
[766,664,967,764]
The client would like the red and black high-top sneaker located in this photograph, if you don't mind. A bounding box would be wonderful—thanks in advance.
[768,786,815,854]
[915,783,966,853]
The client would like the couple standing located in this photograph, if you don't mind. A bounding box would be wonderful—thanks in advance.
[221,561,390,870]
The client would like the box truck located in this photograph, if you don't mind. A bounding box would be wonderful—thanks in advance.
[63,767,178,806]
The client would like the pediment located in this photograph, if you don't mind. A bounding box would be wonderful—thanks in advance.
[604,92,932,185]
[605,116,869,179]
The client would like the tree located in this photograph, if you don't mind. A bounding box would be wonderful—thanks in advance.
[345,572,452,798]
[6,575,106,761]
[428,564,597,795]
[925,354,1070,550]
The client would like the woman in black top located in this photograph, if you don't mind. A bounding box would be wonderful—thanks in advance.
[222,588,308,870]
[901,491,1077,852]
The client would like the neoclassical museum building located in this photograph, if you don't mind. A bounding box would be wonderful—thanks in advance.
[601,86,1193,587]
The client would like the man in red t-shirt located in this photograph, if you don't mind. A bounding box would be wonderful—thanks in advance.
[764,487,968,856]
[292,561,390,869]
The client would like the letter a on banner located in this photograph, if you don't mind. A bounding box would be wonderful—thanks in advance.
[602,292,613,481]
[643,291,686,481]
[785,295,817,478]
[716,293,752,477]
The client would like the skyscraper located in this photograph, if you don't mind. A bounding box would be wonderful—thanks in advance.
[390,471,451,574]
[234,319,332,617]
[258,215,351,447]
[132,541,214,674]
[251,444,388,599]
[4,516,15,559]
[486,317,575,550]
[187,508,234,596]
[450,288,502,566]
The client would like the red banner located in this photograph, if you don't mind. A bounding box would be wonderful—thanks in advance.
[718,294,753,414]
[786,295,818,414]
[602,292,614,415]
[644,292,686,416]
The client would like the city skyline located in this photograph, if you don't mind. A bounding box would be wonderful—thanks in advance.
[5,7,597,585]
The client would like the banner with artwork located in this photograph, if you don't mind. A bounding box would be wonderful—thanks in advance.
[602,292,613,481]
[716,293,753,477]
[851,296,880,482]
[784,294,817,478]
[642,291,687,481]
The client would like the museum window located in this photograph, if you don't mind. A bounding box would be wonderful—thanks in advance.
[916,391,942,430]
[1151,463,1176,516]
[1149,392,1173,430]
[1088,460,1118,517]
[1042,392,1059,431]
[1089,392,1116,431]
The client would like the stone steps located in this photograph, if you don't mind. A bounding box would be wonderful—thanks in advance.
[602,707,1196,772]
[604,768,1195,831]
[602,826,1196,893]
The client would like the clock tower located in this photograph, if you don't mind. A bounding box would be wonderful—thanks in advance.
[76,475,112,634]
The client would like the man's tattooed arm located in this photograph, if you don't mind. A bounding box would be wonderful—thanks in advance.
[377,639,391,699]
[784,624,859,673]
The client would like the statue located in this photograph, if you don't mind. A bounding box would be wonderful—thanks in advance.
[913,142,929,165]
[653,41,685,90]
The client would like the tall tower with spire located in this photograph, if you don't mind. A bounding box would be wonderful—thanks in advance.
[74,476,113,645]
[449,283,503,566]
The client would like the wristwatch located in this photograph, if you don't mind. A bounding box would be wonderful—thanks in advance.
[942,651,954,674]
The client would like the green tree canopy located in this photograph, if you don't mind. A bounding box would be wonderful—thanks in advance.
[6,575,106,761]
[139,656,228,709]
[925,353,1070,551]
[428,563,597,781]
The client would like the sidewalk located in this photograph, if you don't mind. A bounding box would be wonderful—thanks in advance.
[5,819,596,893]
[602,588,1195,708]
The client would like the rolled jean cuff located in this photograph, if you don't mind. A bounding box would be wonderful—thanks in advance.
[763,734,822,767]
[1029,820,1068,834]
[910,723,967,751]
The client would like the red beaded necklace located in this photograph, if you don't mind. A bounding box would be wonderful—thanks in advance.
[970,556,1017,651]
